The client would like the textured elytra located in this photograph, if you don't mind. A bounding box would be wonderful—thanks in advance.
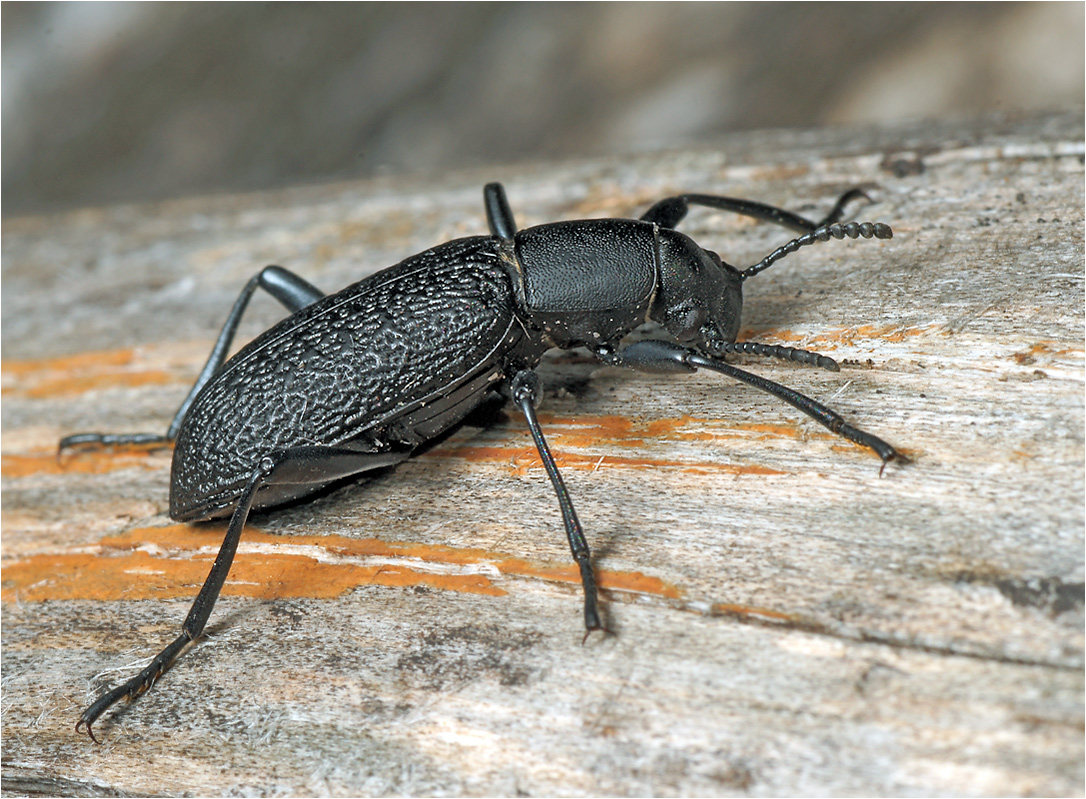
[171,237,519,519]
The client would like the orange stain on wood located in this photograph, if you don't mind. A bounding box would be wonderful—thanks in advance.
[738,422,804,439]
[492,556,681,599]
[1010,340,1084,363]
[5,415,793,480]
[2,348,178,399]
[529,413,807,448]
[3,348,137,377]
[747,323,934,348]
[429,412,797,475]
[438,445,785,476]
[1,524,682,605]
[3,445,171,478]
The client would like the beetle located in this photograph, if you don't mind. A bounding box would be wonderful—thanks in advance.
[65,182,900,740]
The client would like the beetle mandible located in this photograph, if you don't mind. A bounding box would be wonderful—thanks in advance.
[65,182,900,740]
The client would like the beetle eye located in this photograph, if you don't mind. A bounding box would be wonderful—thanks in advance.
[708,251,723,267]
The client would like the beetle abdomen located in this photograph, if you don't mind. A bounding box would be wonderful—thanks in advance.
[171,237,519,520]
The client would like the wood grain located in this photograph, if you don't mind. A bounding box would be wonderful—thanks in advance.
[2,112,1083,796]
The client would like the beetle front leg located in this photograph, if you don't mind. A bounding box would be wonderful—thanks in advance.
[509,369,605,638]
[596,340,903,472]
[60,265,325,452]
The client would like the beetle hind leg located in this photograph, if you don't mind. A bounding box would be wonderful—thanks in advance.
[59,266,326,454]
[76,444,408,741]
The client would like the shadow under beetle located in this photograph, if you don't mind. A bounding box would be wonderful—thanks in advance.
[65,182,901,740]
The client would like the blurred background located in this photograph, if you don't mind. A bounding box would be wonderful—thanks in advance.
[3,2,1082,216]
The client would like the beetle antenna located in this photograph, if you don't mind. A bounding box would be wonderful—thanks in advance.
[741,221,892,281]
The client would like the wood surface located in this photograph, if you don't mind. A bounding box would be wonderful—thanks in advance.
[2,111,1083,797]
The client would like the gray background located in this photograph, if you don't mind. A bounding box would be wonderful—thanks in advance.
[3,1,1082,214]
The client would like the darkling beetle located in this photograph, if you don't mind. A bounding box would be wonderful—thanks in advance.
[64,182,900,740]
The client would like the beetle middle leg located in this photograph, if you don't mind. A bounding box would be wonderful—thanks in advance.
[76,444,407,741]
[60,265,325,451]
[509,369,604,638]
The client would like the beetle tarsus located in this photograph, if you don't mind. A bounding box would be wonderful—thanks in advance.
[829,418,902,470]
[76,630,192,741]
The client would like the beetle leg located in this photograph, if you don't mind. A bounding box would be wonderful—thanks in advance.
[509,369,604,638]
[639,188,872,233]
[596,339,903,473]
[75,460,265,742]
[167,266,326,439]
[60,266,326,452]
[484,182,517,241]
[814,188,873,227]
[76,445,406,741]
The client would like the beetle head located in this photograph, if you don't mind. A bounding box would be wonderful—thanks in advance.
[652,227,744,350]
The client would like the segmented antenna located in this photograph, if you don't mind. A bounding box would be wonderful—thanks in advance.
[713,341,840,372]
[741,221,892,281]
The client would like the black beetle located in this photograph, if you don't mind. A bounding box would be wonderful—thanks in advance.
[65,182,899,740]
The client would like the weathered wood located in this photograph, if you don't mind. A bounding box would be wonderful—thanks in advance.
[2,112,1083,797]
